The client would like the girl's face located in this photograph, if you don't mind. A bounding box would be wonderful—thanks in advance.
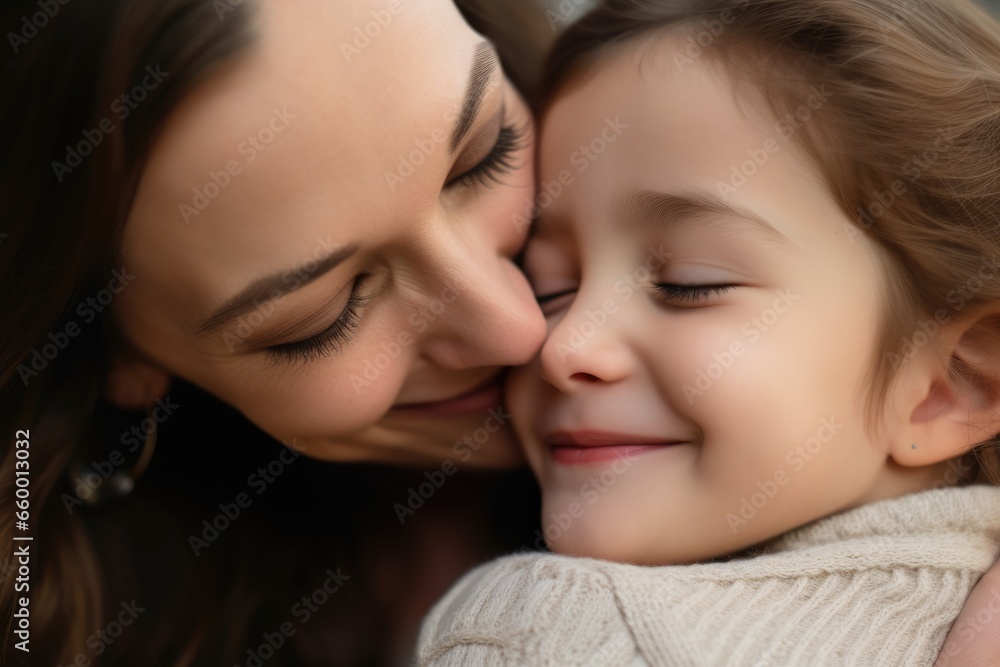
[113,0,546,466]
[509,35,917,564]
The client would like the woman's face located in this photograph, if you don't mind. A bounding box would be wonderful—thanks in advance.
[113,0,546,466]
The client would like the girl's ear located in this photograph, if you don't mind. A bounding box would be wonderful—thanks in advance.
[105,352,171,410]
[891,310,1000,468]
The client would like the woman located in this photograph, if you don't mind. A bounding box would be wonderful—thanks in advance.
[0,0,995,664]
[2,0,553,663]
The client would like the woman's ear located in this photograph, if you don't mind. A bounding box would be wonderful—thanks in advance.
[890,310,1000,468]
[105,352,171,410]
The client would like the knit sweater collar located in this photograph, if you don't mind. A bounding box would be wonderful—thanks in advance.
[758,484,1000,554]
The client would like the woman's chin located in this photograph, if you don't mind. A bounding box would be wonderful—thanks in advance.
[286,412,529,469]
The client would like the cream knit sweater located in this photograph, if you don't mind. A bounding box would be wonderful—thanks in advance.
[415,486,1000,666]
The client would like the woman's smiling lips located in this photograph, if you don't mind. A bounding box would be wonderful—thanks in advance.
[392,374,503,417]
[545,430,686,465]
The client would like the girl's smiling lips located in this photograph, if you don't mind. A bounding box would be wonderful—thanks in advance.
[545,430,686,465]
[392,373,503,416]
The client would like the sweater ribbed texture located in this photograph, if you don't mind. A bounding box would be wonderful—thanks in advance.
[415,485,1000,666]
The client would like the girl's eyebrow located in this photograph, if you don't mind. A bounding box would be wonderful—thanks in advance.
[610,189,801,253]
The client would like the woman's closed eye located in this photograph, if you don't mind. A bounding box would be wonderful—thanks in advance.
[264,276,371,365]
[258,114,528,366]
[447,123,527,191]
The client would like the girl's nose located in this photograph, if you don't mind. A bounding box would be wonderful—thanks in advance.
[538,297,636,393]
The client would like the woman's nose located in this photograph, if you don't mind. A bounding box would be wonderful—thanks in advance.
[417,236,547,370]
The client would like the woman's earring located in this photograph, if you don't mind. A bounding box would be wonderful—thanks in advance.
[126,403,158,485]
[72,403,159,506]
[911,443,918,449]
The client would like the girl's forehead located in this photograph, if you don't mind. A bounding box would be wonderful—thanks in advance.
[532,47,883,284]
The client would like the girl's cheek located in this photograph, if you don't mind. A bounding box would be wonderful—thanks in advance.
[506,356,547,471]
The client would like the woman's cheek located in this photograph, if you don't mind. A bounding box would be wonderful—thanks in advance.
[489,153,537,255]
[231,346,410,439]
[504,258,544,313]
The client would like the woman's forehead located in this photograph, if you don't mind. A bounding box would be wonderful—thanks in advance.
[119,0,506,338]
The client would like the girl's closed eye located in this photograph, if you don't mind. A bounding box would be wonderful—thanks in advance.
[654,283,737,306]
[535,287,578,315]
[534,283,738,314]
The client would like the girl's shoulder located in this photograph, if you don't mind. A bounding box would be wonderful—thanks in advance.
[415,551,640,666]
[421,550,620,626]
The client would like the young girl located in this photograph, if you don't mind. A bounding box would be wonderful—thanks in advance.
[415,0,1000,664]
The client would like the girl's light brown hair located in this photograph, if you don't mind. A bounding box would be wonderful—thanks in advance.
[542,0,1000,485]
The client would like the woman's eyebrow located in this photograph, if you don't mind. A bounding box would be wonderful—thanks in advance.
[449,41,500,154]
[194,243,360,337]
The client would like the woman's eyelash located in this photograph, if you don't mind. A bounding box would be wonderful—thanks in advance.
[265,278,370,365]
[450,123,527,190]
[655,283,736,304]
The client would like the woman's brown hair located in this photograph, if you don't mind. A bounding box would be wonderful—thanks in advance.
[541,0,1000,485]
[0,0,549,664]
[1,1,262,664]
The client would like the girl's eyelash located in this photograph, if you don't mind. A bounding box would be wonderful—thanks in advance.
[535,288,577,305]
[655,283,736,304]
[265,278,370,365]
[534,284,734,310]
[450,123,528,191]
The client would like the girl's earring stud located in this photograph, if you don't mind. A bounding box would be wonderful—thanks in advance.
[911,443,918,449]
